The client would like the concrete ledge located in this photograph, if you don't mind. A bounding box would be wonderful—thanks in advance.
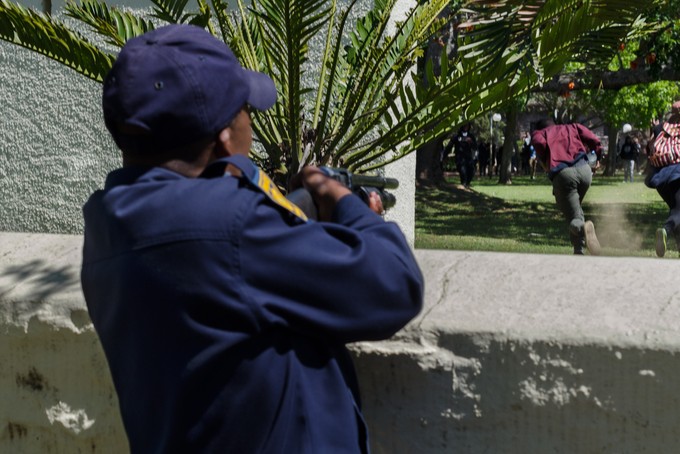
[2,232,680,453]
[354,249,680,452]
[0,233,126,452]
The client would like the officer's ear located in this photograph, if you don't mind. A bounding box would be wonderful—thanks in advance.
[214,108,252,158]
[214,127,232,158]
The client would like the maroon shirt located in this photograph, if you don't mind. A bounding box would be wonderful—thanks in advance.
[531,123,602,177]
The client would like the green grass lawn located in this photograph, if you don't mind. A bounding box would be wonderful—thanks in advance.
[415,171,670,257]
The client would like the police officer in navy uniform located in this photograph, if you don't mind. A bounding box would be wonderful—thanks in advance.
[81,24,424,453]
[443,123,478,188]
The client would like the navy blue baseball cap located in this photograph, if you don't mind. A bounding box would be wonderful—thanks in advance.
[103,24,277,154]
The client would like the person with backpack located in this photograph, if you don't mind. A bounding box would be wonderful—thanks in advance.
[646,100,680,257]
[618,135,640,183]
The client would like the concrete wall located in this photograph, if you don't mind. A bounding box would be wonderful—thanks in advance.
[0,233,126,453]
[3,232,680,453]
[355,251,680,453]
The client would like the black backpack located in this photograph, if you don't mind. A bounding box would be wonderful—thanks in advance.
[620,143,635,160]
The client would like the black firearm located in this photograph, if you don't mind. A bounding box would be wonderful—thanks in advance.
[287,167,399,221]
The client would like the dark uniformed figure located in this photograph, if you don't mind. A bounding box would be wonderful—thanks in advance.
[81,24,424,453]
[443,123,478,188]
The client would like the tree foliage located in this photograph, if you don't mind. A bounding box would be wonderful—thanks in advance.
[0,0,665,187]
[634,0,680,76]
[528,0,680,134]
[588,82,680,132]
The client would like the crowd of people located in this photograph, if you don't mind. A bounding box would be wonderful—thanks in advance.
[439,125,649,186]
[436,103,680,258]
[439,125,530,186]
[528,110,680,257]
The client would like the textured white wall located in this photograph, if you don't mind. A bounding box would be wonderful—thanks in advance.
[381,0,418,243]
[3,233,680,453]
[1,39,120,234]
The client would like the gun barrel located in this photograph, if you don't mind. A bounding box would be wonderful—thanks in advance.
[320,167,399,190]
[348,174,399,190]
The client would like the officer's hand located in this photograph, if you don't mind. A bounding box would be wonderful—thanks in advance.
[367,191,384,216]
[293,166,351,221]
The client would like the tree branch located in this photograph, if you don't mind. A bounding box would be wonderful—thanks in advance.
[535,66,680,92]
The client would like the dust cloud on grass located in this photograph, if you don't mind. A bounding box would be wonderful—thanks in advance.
[592,203,647,253]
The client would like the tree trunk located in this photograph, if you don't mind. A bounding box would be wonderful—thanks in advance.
[416,139,444,183]
[414,14,454,185]
[603,123,619,176]
[498,105,519,184]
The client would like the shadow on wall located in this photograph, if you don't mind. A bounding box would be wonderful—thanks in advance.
[1,259,79,302]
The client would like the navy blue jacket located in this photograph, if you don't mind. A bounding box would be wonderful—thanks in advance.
[81,156,423,453]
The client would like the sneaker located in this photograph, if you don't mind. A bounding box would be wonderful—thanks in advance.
[584,221,601,256]
[655,228,667,258]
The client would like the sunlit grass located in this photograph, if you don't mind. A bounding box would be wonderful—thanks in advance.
[415,173,670,257]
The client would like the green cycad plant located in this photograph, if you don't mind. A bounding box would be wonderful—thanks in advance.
[218,0,454,182]
[0,0,664,188]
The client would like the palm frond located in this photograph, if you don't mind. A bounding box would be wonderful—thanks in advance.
[151,0,190,23]
[320,0,451,169]
[188,0,214,29]
[0,0,114,81]
[149,0,212,26]
[215,0,288,174]
[248,0,334,171]
[65,0,155,47]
